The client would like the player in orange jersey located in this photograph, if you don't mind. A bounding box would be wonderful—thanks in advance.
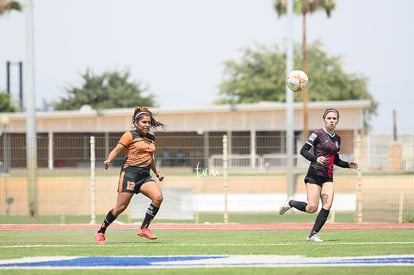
[95,106,165,244]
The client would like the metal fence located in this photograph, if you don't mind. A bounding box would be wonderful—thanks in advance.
[0,133,413,224]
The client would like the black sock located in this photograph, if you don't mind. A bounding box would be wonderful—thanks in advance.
[141,204,159,229]
[97,210,117,234]
[289,200,308,212]
[309,208,330,237]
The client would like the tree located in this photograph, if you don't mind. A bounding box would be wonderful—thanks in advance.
[0,0,22,15]
[215,41,377,129]
[216,44,287,105]
[0,91,18,112]
[53,69,158,110]
[274,0,336,135]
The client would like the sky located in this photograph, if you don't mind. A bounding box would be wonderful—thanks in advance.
[0,0,413,134]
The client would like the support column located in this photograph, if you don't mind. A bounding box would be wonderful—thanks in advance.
[203,132,209,168]
[48,131,54,170]
[250,129,256,168]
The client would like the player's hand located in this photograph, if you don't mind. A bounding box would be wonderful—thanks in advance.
[156,170,165,182]
[316,156,326,165]
[348,161,358,170]
[104,160,111,169]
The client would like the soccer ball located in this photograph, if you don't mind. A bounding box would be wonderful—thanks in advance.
[286,70,308,92]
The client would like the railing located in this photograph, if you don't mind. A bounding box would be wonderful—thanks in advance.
[0,134,413,172]
[0,134,413,224]
[208,153,304,171]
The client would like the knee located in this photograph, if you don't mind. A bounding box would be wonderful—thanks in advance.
[152,193,163,206]
[306,205,318,213]
[321,194,333,209]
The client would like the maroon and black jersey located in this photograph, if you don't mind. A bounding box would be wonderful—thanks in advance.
[305,128,341,178]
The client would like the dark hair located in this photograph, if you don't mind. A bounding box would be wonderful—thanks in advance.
[322,108,340,119]
[132,106,165,129]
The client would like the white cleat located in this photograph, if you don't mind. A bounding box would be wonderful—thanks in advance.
[307,234,324,242]
[279,198,292,215]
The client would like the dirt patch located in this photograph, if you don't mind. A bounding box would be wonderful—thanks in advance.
[2,174,413,221]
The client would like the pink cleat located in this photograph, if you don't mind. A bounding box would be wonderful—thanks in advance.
[137,228,157,240]
[95,232,106,245]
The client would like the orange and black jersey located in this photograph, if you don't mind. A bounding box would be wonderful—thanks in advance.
[118,130,156,168]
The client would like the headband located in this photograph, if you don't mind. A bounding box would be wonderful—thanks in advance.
[134,111,150,121]
[323,108,339,119]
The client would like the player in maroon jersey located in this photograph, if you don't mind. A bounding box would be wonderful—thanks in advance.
[279,108,358,242]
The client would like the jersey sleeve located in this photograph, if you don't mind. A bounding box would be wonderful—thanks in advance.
[306,131,318,147]
[334,154,349,168]
[147,133,155,142]
[118,131,133,147]
[300,142,317,162]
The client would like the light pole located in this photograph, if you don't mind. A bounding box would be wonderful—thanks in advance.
[285,0,295,198]
[25,0,38,222]
[1,115,10,215]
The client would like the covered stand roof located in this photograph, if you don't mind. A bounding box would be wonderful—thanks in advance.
[2,100,371,133]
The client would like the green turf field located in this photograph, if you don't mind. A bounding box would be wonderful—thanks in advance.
[1,228,413,274]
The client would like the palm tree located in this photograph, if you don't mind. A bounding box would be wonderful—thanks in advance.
[0,0,22,15]
[274,0,335,137]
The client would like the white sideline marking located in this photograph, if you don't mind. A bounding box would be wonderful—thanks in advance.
[1,241,414,248]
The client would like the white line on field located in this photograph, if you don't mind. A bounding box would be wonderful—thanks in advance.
[1,241,414,248]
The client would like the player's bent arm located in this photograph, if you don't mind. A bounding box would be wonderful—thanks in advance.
[300,143,317,163]
[104,143,125,169]
[334,154,358,169]
[150,159,157,174]
[151,158,164,181]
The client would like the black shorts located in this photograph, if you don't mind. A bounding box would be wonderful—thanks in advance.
[118,166,155,193]
[304,173,333,187]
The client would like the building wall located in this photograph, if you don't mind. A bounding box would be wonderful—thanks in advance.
[0,100,370,168]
